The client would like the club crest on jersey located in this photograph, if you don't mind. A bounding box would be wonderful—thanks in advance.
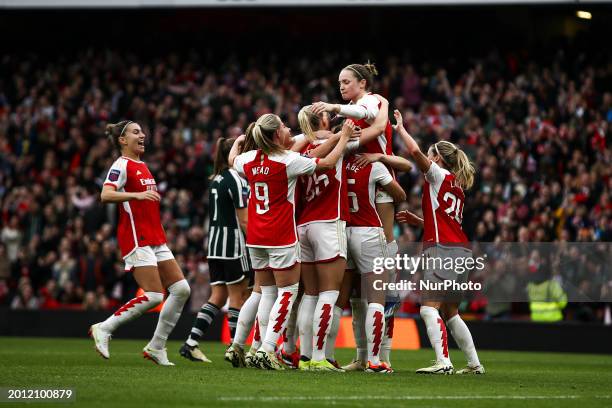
[251,166,270,176]
[108,169,120,181]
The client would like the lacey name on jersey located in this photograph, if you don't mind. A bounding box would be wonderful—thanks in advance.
[251,166,270,176]
[447,178,462,190]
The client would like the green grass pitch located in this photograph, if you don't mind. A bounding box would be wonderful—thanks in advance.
[1,337,611,408]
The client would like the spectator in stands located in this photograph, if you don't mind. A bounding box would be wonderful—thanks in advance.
[11,277,39,310]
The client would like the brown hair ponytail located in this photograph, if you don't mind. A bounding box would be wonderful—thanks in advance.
[105,120,132,152]
[211,137,236,179]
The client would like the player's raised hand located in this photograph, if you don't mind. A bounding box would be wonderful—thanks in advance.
[312,102,339,115]
[135,190,161,201]
[395,210,423,227]
[340,120,355,139]
[393,109,405,132]
[354,153,382,168]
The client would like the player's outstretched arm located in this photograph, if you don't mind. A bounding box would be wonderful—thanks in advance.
[312,101,368,120]
[354,152,413,172]
[316,121,354,170]
[395,210,424,227]
[100,185,160,203]
[306,133,340,158]
[393,110,430,173]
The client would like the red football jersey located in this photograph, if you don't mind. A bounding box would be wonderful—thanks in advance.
[345,156,393,227]
[103,156,167,258]
[234,149,318,248]
[422,162,468,244]
[349,93,394,156]
[297,142,349,226]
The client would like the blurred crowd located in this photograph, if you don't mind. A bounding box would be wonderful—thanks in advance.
[0,46,610,321]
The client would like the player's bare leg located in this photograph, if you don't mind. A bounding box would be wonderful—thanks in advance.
[310,259,345,372]
[90,266,164,360]
[297,263,318,369]
[440,303,484,374]
[146,259,189,366]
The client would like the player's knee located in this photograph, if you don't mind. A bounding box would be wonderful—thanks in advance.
[169,279,191,300]
[145,291,165,307]
[420,305,438,320]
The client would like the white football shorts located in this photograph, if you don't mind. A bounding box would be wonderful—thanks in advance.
[298,220,347,263]
[346,227,388,274]
[248,244,301,271]
[124,244,175,271]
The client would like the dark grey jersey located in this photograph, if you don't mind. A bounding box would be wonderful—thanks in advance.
[207,168,248,259]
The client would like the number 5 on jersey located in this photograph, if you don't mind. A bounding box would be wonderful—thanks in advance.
[254,182,269,214]
[348,178,358,213]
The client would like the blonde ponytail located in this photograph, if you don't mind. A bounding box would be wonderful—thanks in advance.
[433,141,475,190]
[251,114,284,156]
[298,105,321,142]
[454,149,475,190]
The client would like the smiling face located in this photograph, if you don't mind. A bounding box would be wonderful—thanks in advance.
[338,69,366,102]
[119,123,146,157]
[275,120,293,149]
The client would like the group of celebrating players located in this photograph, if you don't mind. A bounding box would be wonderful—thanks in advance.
[89,62,485,375]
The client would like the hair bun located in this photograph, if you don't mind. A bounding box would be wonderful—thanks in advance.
[104,124,114,138]
[364,61,378,76]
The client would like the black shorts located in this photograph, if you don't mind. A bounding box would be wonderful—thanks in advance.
[208,255,253,287]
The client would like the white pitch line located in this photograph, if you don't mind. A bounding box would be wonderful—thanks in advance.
[217,395,611,402]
